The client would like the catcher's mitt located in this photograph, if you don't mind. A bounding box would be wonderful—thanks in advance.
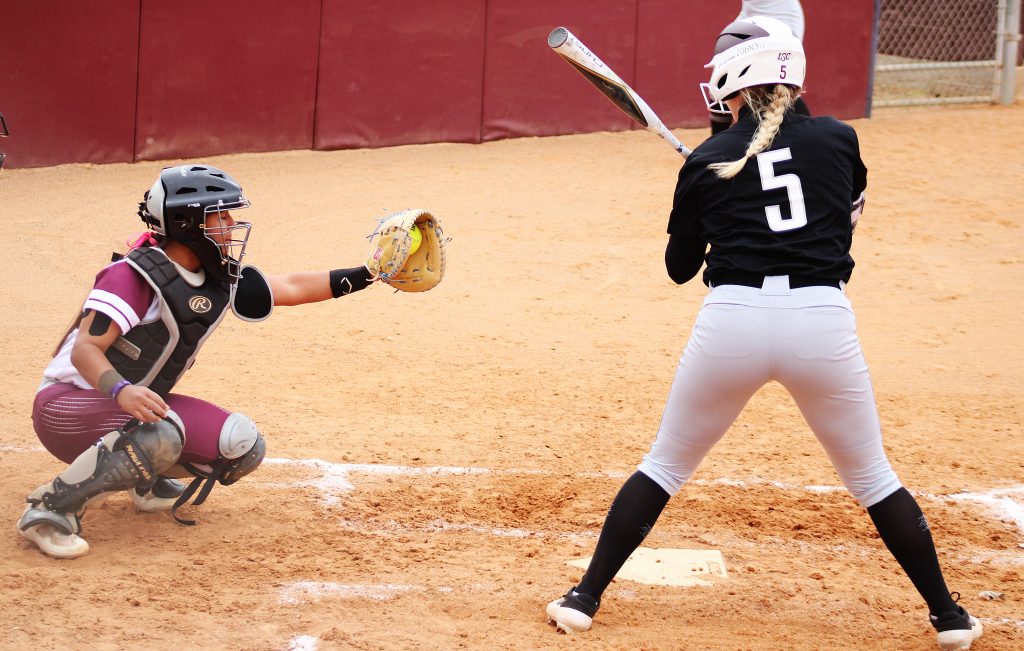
[365,209,447,292]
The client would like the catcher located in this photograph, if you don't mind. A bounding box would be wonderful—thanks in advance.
[17,162,446,559]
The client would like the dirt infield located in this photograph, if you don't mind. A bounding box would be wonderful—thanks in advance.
[1,104,1021,650]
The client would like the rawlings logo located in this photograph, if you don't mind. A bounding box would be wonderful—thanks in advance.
[188,295,213,313]
[125,444,152,482]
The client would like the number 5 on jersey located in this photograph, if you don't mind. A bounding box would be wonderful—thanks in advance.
[757,148,807,232]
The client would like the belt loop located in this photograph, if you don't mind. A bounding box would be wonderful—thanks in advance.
[760,275,791,295]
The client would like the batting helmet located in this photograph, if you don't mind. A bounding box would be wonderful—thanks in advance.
[700,16,805,107]
[138,164,252,283]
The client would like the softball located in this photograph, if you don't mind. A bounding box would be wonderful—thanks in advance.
[409,224,422,255]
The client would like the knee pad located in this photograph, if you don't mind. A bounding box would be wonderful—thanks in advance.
[219,412,259,458]
[183,412,265,484]
[36,416,185,515]
[172,413,264,526]
[125,415,186,475]
[218,412,266,485]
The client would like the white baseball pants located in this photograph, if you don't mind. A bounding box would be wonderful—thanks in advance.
[638,276,902,508]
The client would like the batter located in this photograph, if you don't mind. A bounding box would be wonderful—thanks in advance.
[546,16,982,651]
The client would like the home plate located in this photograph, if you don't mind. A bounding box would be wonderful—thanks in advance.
[568,548,728,587]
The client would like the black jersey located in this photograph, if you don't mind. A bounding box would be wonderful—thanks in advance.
[668,107,867,286]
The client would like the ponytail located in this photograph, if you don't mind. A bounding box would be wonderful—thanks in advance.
[708,85,798,180]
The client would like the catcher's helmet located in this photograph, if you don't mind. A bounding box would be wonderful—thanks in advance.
[700,16,805,107]
[138,164,252,283]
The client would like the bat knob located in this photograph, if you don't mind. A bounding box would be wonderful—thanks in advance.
[548,27,569,48]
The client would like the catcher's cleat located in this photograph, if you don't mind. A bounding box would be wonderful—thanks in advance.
[931,597,983,651]
[16,505,89,559]
[546,589,599,633]
[130,476,187,512]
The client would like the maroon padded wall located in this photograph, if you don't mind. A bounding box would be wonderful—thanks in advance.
[802,0,876,119]
[134,0,320,162]
[314,0,487,150]
[479,0,875,143]
[634,0,737,130]
[0,0,881,169]
[639,0,876,127]
[0,1,139,168]
[481,0,639,141]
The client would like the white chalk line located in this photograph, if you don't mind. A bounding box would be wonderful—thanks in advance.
[9,443,1021,644]
[280,581,426,605]
[258,458,1024,578]
[254,461,1023,649]
[6,445,1021,535]
[279,580,499,606]
[276,580,1023,650]
[333,514,596,545]
[6,443,1017,525]
[0,444,45,452]
[945,488,1024,533]
[278,582,491,650]
[286,635,318,651]
[260,457,1024,535]
[6,445,1022,547]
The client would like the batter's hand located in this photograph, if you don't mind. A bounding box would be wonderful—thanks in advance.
[116,385,169,423]
[851,191,866,232]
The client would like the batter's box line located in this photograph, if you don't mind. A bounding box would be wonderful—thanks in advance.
[0,444,45,452]
[278,580,499,606]
[260,457,1024,533]
[334,515,597,544]
[279,581,425,605]
[285,635,318,651]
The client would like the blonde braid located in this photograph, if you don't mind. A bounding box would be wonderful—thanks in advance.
[708,85,797,180]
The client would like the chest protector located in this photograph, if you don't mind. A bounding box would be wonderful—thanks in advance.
[104,248,230,396]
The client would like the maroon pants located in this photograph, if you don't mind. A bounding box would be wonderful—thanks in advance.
[33,382,232,466]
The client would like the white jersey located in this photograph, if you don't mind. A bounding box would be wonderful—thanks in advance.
[739,0,805,41]
[40,255,205,392]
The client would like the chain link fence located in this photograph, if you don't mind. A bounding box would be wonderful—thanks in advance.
[872,0,1022,107]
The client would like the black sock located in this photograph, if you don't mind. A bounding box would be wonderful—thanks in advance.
[576,471,671,600]
[867,487,958,615]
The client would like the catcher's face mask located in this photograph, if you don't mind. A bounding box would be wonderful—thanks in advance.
[201,207,252,282]
[0,113,9,169]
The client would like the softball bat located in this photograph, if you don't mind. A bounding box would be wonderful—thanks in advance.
[548,27,691,159]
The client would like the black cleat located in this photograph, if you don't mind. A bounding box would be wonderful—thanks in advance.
[546,588,600,633]
[930,596,983,651]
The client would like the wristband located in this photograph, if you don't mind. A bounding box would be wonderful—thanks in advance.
[329,267,373,298]
[110,380,132,400]
[98,369,127,395]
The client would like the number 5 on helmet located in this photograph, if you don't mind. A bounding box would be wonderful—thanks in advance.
[365,209,448,292]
